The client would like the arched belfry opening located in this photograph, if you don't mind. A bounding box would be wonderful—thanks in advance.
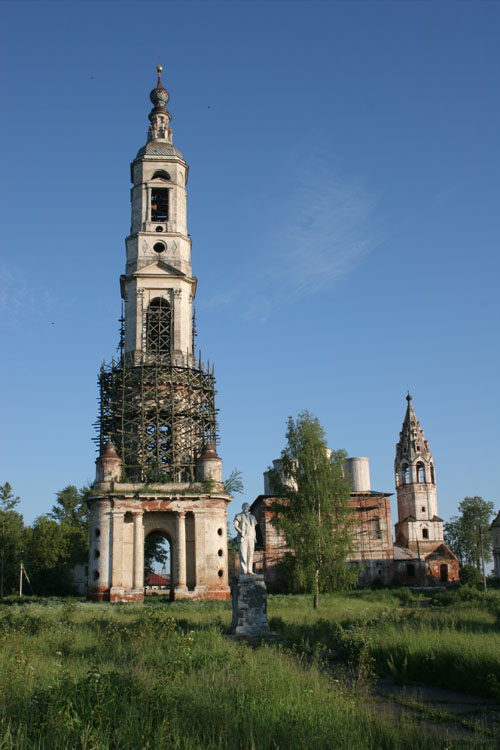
[87,68,231,603]
[146,297,172,357]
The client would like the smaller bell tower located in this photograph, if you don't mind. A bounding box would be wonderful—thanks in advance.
[394,394,443,550]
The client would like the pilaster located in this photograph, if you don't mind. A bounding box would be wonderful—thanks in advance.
[132,510,144,591]
[175,511,188,593]
[110,510,125,599]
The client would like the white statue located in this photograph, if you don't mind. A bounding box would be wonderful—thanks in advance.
[234,503,258,575]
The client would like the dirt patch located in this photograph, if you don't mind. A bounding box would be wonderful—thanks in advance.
[370,677,500,745]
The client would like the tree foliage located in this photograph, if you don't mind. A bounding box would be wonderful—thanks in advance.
[268,412,357,607]
[444,496,494,570]
[0,483,24,599]
[48,485,90,531]
[223,469,244,497]
[144,532,169,576]
[24,485,91,595]
[23,517,75,595]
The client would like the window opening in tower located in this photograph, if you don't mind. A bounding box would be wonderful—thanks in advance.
[146,297,172,357]
[151,188,169,222]
[402,465,410,485]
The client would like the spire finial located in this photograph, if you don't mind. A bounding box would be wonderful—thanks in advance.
[147,62,171,141]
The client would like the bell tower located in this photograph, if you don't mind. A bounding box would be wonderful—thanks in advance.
[87,68,230,603]
[394,394,444,550]
[122,65,195,368]
[95,67,217,484]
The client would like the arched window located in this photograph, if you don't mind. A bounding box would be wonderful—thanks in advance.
[430,464,435,484]
[416,462,425,483]
[151,188,169,221]
[402,464,410,485]
[146,297,171,357]
[152,170,171,181]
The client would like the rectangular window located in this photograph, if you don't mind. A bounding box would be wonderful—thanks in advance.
[407,563,416,577]
[151,188,169,222]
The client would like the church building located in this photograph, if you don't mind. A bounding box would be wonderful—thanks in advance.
[251,394,459,587]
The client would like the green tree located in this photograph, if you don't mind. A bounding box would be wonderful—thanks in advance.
[144,532,169,577]
[48,485,90,568]
[48,485,90,531]
[24,516,78,595]
[224,469,244,496]
[268,412,357,608]
[23,485,92,596]
[444,496,494,571]
[0,483,24,599]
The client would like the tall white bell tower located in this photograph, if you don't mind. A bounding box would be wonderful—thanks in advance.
[122,65,195,367]
[87,68,230,603]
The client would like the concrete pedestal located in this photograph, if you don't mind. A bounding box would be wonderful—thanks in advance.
[230,574,268,636]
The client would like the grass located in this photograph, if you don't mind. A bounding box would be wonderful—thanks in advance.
[0,591,497,748]
[267,589,500,699]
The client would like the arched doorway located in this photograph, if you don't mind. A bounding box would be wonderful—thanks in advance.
[144,530,172,597]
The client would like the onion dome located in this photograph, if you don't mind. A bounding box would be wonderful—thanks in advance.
[149,65,169,110]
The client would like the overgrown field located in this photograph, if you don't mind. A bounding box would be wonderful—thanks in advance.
[269,587,500,699]
[0,588,498,749]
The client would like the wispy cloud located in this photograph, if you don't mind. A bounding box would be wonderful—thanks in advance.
[239,154,390,319]
[196,152,392,321]
[0,264,63,326]
[272,159,384,295]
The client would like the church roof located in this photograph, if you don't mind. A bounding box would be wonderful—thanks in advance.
[395,393,433,465]
[135,141,184,159]
[423,543,459,562]
[393,546,418,560]
[490,511,500,529]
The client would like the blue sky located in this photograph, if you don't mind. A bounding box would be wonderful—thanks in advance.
[1,1,499,535]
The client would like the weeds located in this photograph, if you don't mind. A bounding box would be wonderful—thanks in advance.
[0,593,497,748]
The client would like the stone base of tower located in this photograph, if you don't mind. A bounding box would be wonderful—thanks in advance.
[86,482,231,604]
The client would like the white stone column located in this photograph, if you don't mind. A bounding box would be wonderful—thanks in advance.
[173,289,182,357]
[175,511,188,592]
[193,510,207,594]
[89,499,112,594]
[110,510,125,594]
[145,185,151,225]
[132,511,144,590]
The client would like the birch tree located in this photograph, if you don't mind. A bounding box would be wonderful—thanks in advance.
[268,412,356,608]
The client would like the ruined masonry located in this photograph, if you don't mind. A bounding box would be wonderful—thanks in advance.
[252,394,459,587]
[87,68,230,602]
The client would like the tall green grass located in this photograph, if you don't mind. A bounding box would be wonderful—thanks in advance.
[0,600,487,749]
[267,589,500,699]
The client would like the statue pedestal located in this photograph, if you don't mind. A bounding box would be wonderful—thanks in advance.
[230,574,269,636]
